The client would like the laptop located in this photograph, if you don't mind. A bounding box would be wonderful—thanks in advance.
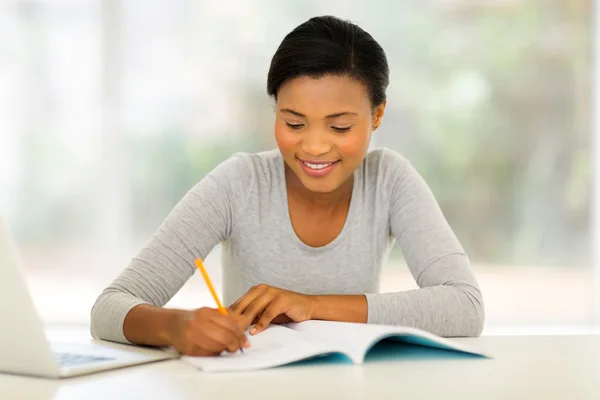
[0,218,177,378]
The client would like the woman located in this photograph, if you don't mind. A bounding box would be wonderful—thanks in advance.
[91,15,484,356]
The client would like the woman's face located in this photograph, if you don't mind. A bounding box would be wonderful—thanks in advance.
[274,74,385,194]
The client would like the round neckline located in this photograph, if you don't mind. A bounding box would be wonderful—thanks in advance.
[277,153,359,253]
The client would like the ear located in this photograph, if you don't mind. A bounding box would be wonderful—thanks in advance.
[372,100,386,131]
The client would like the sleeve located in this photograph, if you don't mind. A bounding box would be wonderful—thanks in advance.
[90,154,251,344]
[364,150,485,337]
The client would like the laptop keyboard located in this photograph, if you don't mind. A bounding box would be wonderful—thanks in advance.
[54,352,115,367]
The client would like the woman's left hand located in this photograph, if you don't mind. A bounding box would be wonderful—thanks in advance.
[229,284,315,335]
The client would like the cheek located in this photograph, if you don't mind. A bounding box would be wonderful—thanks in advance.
[274,124,298,154]
[337,129,371,158]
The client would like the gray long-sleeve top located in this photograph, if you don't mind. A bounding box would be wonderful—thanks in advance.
[91,148,485,344]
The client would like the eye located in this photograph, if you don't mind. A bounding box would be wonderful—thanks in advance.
[286,122,304,130]
[332,126,352,133]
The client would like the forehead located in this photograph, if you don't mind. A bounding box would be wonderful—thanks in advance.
[276,75,371,115]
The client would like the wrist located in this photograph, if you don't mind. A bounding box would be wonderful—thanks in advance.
[306,294,368,323]
[308,295,324,320]
[161,309,188,346]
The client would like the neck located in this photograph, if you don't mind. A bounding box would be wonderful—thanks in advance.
[285,164,354,211]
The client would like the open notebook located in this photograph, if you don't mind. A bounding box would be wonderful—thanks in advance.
[181,320,490,373]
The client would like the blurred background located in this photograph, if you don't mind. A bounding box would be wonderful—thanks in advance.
[0,0,596,332]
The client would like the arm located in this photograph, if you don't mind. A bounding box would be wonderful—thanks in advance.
[365,151,485,337]
[121,304,249,355]
[90,155,250,345]
[310,295,367,323]
[121,304,187,346]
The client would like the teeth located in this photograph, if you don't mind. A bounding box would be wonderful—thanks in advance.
[305,162,333,170]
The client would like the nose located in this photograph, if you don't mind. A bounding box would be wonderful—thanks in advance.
[301,129,331,157]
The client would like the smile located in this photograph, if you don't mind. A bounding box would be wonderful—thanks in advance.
[297,158,340,177]
[304,161,334,169]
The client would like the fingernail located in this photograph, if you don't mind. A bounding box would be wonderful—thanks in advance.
[243,340,251,348]
[249,327,257,335]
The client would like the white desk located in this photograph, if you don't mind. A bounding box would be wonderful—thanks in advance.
[1,328,599,400]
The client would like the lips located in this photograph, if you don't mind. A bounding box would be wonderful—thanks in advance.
[297,158,340,178]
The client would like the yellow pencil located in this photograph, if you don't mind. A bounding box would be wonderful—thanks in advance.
[194,258,244,352]
[195,258,227,314]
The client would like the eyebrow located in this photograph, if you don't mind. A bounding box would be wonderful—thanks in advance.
[279,108,358,119]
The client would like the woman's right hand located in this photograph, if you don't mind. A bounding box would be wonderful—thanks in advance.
[169,307,250,356]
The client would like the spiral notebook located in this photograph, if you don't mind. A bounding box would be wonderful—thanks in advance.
[181,320,490,373]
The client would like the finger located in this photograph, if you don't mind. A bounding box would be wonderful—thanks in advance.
[229,284,266,310]
[197,307,245,336]
[209,310,245,335]
[228,292,249,311]
[202,323,245,353]
[187,342,221,357]
[229,310,253,333]
[230,284,269,314]
[251,296,287,335]
[210,312,248,345]
[191,309,247,353]
[187,330,229,356]
[241,290,278,327]
[186,347,218,357]
[251,312,262,325]
[271,314,293,324]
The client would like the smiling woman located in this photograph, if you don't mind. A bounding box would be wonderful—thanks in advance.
[90,15,484,357]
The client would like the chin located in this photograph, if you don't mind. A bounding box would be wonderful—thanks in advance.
[299,178,340,194]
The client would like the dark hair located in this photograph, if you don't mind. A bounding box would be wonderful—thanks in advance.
[267,15,389,108]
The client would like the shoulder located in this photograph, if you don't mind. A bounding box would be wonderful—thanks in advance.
[233,149,282,175]
[362,147,433,203]
[198,149,283,199]
[206,149,281,181]
[365,147,410,166]
[362,147,412,184]
[186,149,282,213]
